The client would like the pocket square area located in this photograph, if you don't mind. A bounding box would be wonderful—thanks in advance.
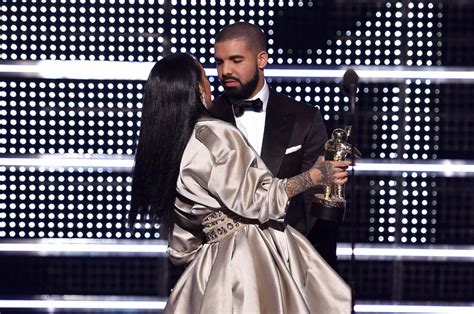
[285,145,302,155]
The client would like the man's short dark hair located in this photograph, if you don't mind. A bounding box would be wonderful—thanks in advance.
[215,21,267,53]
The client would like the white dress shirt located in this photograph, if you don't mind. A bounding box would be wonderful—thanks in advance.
[233,81,269,155]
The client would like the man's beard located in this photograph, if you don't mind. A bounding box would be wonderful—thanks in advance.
[222,69,260,100]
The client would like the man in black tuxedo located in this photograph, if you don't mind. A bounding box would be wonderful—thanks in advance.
[212,22,340,268]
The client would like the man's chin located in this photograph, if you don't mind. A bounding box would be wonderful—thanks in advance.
[223,87,243,99]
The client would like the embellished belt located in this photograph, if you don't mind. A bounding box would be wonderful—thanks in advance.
[202,210,245,243]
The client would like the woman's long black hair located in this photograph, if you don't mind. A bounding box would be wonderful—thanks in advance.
[129,53,208,230]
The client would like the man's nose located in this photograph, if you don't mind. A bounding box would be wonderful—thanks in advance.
[221,62,232,76]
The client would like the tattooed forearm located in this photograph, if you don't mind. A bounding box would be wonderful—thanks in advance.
[284,157,348,198]
[285,170,314,199]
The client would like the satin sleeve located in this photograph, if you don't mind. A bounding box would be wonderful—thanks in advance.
[196,123,290,224]
[167,208,205,266]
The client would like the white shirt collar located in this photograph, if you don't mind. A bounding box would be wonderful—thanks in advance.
[247,80,269,112]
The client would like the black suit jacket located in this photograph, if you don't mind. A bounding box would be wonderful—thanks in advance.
[211,89,328,234]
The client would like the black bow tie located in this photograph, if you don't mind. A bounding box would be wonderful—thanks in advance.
[233,98,263,117]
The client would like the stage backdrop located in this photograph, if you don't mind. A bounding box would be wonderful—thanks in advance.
[0,0,473,313]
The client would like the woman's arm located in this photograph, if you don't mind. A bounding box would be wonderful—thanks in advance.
[285,157,349,199]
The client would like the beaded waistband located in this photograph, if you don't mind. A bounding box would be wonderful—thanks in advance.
[202,210,245,243]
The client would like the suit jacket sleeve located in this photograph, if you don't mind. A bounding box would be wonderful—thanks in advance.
[301,107,327,172]
[301,107,328,231]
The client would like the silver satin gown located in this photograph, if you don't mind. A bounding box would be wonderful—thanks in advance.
[164,118,352,313]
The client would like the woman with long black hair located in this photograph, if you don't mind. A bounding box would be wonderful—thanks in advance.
[130,53,351,313]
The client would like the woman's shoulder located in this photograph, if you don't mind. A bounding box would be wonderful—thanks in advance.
[196,116,233,128]
[195,117,241,138]
[194,117,248,156]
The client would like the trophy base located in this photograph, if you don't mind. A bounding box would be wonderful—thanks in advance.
[311,195,346,223]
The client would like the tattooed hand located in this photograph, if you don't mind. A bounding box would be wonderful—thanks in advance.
[312,156,351,186]
[313,157,337,186]
[284,156,350,199]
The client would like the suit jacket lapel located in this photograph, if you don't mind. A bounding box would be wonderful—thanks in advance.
[211,96,235,124]
[261,91,295,175]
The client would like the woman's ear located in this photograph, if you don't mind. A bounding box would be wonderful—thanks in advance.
[198,85,208,109]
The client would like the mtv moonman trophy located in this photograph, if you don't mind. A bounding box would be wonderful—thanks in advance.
[312,126,361,222]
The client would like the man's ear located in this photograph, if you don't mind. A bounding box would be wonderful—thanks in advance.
[257,51,268,70]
